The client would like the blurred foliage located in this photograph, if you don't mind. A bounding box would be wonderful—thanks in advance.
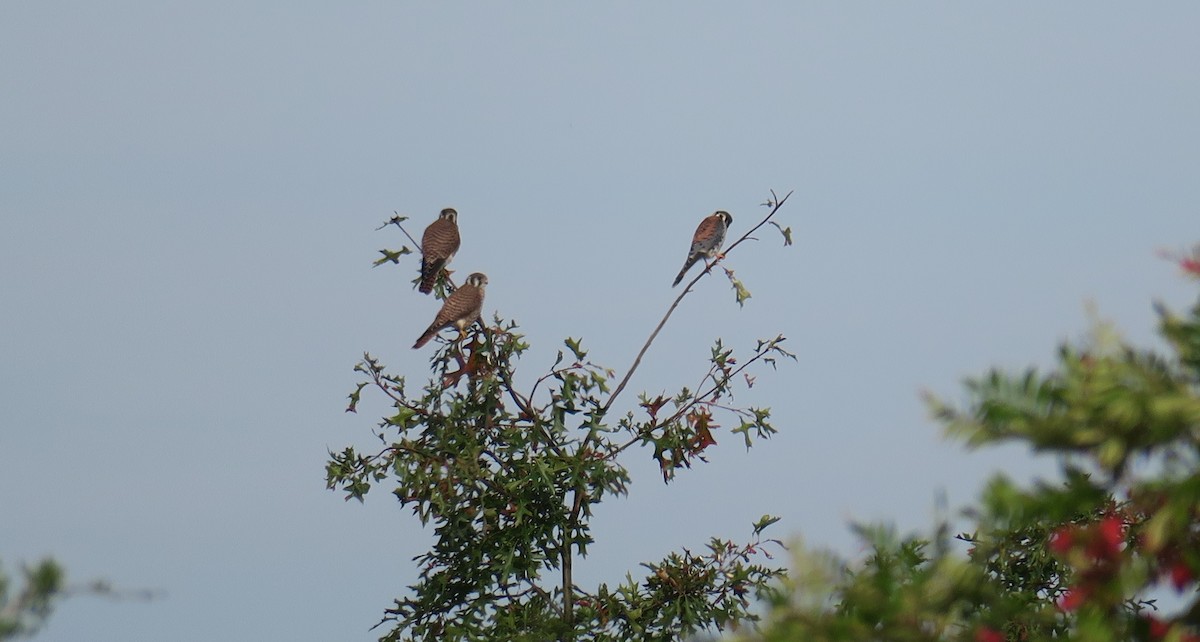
[730,253,1200,642]
[0,558,63,640]
[329,195,795,640]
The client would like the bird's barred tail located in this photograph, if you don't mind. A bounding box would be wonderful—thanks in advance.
[412,323,439,349]
[418,259,442,294]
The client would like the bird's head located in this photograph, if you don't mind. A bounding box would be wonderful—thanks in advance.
[466,272,488,288]
[439,208,458,223]
[715,210,733,226]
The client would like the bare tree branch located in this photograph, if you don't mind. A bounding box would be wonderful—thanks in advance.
[599,190,793,419]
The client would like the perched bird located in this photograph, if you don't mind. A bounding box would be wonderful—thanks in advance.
[418,208,461,294]
[672,211,733,287]
[412,272,488,349]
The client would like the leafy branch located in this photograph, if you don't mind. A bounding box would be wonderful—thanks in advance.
[330,191,797,641]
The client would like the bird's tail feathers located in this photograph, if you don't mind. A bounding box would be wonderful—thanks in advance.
[672,255,699,287]
[412,324,439,349]
[417,259,442,295]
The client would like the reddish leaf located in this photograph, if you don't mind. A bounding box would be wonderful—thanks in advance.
[656,452,674,482]
[692,424,718,452]
[641,395,669,420]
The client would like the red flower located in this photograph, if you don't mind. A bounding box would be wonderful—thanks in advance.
[1084,517,1124,560]
[975,626,1005,642]
[1170,562,1195,592]
[1058,586,1088,611]
[1048,526,1075,556]
[1182,257,1200,276]
[1099,516,1122,541]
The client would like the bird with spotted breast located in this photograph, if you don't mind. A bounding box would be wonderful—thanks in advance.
[412,272,488,349]
[417,208,461,294]
[672,211,733,287]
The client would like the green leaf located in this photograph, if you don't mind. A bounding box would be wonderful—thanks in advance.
[564,337,587,360]
[753,515,781,535]
[346,382,368,413]
[727,273,752,307]
[769,221,793,246]
[373,247,411,266]
[385,406,416,429]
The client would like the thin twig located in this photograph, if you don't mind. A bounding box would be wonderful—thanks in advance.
[499,365,538,419]
[600,289,688,419]
[368,365,429,416]
[395,215,422,250]
[562,485,585,633]
[496,361,565,458]
[528,362,603,409]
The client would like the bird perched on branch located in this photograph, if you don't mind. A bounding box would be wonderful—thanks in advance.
[412,272,487,349]
[418,208,461,294]
[672,211,732,287]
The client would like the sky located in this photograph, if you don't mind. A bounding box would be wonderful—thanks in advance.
[2,3,1198,640]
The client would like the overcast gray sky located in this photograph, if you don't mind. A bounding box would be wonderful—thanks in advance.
[2,3,1198,640]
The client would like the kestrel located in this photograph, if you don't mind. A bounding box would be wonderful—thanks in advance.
[412,272,488,349]
[418,208,461,294]
[672,211,733,287]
